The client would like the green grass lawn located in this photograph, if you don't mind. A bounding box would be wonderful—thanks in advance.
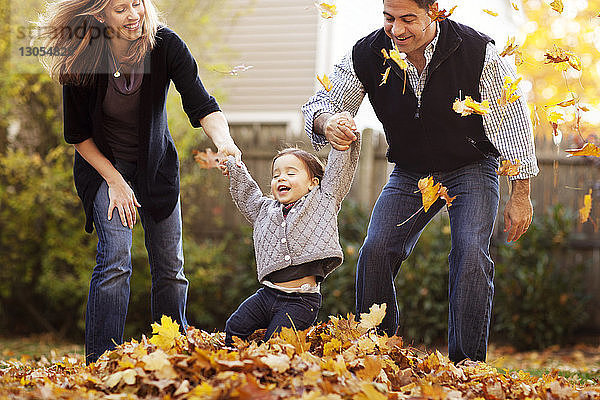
[0,335,83,363]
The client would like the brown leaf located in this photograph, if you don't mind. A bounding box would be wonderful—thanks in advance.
[497,159,521,177]
[193,148,223,169]
[565,142,600,157]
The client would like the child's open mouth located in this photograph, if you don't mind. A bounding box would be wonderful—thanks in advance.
[277,185,290,193]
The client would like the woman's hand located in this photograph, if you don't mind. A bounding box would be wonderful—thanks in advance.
[107,176,141,229]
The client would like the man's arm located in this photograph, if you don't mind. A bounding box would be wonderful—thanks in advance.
[301,51,366,150]
[480,42,539,242]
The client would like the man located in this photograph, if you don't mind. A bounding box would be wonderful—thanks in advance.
[302,0,538,363]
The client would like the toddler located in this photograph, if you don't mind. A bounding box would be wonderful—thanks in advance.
[223,133,360,344]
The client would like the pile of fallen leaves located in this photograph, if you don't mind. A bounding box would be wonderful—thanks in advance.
[1,306,599,399]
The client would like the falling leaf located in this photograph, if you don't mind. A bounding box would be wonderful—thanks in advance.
[498,76,522,106]
[453,96,490,116]
[389,48,409,70]
[317,73,333,91]
[417,177,456,212]
[358,303,387,331]
[497,159,521,176]
[213,64,254,76]
[499,37,523,66]
[379,67,391,86]
[315,2,337,19]
[579,189,593,223]
[544,45,581,71]
[550,0,564,13]
[193,148,222,169]
[482,9,499,16]
[565,142,600,157]
[512,2,519,10]
[418,176,441,212]
[427,4,458,23]
[149,315,182,351]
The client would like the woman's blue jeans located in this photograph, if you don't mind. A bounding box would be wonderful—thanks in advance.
[356,157,499,363]
[86,161,188,364]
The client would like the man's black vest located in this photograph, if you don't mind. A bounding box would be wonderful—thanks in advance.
[352,19,500,173]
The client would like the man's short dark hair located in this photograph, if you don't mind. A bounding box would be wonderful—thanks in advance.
[384,0,436,10]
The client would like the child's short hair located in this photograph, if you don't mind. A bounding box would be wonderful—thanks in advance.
[272,148,325,184]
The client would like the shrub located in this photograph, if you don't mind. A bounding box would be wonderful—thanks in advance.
[491,205,590,350]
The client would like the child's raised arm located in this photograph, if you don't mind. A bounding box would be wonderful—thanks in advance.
[320,131,361,207]
[226,156,269,225]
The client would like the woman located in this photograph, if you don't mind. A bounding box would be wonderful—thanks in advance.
[37,0,241,364]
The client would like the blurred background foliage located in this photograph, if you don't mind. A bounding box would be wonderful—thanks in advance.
[0,0,595,351]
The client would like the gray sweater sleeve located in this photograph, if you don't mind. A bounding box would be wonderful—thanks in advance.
[320,132,361,207]
[226,156,269,225]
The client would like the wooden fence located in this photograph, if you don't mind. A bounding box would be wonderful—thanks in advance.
[184,124,600,330]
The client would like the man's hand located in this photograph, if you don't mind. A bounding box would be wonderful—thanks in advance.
[316,111,357,150]
[503,179,533,242]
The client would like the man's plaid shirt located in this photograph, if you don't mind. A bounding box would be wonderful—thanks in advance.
[302,27,539,181]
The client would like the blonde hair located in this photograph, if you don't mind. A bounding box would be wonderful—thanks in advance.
[36,0,162,86]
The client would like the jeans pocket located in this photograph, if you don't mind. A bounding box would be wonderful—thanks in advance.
[298,293,321,313]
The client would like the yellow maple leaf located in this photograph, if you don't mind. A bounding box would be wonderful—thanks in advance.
[358,303,387,331]
[511,2,519,10]
[315,2,337,19]
[323,337,342,356]
[498,76,522,106]
[482,9,498,16]
[317,73,333,92]
[497,159,521,177]
[389,48,408,70]
[550,0,564,13]
[544,45,581,71]
[453,96,490,116]
[565,142,600,157]
[149,315,182,350]
[418,176,441,212]
[499,37,523,66]
[579,189,593,223]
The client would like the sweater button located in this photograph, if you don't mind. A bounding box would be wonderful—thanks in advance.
[281,222,286,227]
[281,238,287,244]
[284,255,290,261]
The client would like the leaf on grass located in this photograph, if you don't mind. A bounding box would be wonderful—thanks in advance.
[358,303,387,331]
[149,315,182,351]
[565,142,600,157]
[497,159,521,176]
[482,9,499,16]
[579,189,593,223]
[317,74,333,92]
[315,2,337,19]
[498,76,522,106]
[193,148,222,169]
[260,354,290,373]
[141,349,178,380]
[544,45,581,71]
[550,0,564,13]
[453,96,490,116]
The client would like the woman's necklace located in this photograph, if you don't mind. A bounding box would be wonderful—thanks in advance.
[110,50,122,78]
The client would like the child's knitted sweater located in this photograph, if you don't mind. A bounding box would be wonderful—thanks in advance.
[226,136,361,282]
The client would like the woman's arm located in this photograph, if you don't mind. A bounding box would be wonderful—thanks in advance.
[73,138,140,229]
[199,111,242,165]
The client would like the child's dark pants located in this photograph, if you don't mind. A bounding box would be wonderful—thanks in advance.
[225,286,321,345]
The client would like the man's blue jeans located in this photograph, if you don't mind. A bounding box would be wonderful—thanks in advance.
[356,157,499,362]
[225,286,321,345]
[86,161,188,364]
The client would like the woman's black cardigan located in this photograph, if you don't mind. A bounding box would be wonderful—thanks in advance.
[63,27,220,233]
